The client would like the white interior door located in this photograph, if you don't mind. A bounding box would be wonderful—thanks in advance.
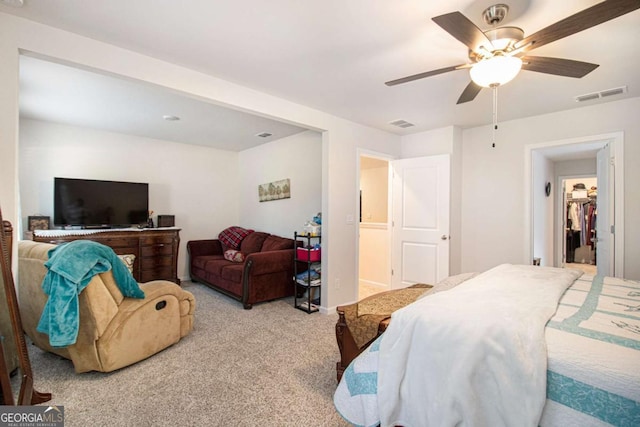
[596,144,613,276]
[391,155,450,289]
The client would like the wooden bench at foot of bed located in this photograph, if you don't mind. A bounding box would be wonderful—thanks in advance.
[335,284,432,382]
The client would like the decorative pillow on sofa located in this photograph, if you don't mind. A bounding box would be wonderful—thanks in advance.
[219,226,254,250]
[223,249,245,263]
[117,254,136,274]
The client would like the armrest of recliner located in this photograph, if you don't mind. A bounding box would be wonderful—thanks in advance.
[244,249,294,276]
[108,281,193,315]
[137,280,195,319]
[100,280,195,339]
[81,280,195,373]
[84,273,194,336]
[187,239,223,257]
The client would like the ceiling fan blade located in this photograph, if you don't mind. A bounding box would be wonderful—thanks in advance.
[432,12,492,52]
[521,56,599,78]
[457,81,483,104]
[515,0,640,53]
[385,64,469,86]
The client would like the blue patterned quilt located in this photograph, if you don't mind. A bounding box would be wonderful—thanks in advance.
[334,274,640,427]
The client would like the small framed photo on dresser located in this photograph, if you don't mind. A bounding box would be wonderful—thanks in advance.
[28,216,50,231]
[157,215,175,227]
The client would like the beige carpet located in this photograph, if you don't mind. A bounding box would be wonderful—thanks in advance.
[565,262,597,275]
[358,282,388,300]
[24,281,350,427]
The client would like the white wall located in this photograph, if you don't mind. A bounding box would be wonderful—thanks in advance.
[401,126,457,158]
[0,12,401,311]
[238,130,322,238]
[461,97,640,280]
[400,100,640,280]
[359,223,390,288]
[531,151,555,266]
[360,165,388,223]
[555,159,596,177]
[19,119,239,280]
[324,123,401,306]
[450,128,463,275]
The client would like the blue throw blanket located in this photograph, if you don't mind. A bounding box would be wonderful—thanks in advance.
[37,240,145,347]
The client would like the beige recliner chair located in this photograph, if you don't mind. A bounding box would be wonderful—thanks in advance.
[18,240,195,373]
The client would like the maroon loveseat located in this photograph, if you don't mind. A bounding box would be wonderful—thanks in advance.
[187,229,297,309]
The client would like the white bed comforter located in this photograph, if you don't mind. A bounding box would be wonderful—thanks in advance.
[377,264,582,427]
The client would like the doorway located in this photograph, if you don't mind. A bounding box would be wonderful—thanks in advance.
[562,176,598,276]
[357,153,451,300]
[358,155,391,299]
[527,132,624,278]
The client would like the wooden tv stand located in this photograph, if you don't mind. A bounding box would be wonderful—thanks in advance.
[32,228,180,284]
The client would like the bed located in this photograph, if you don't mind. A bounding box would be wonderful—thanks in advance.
[334,264,640,427]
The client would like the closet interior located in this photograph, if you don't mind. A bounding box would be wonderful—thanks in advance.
[565,177,597,272]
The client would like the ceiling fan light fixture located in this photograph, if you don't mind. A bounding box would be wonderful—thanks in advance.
[481,27,524,52]
[470,55,522,88]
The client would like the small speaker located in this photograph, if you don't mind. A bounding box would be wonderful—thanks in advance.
[157,215,175,227]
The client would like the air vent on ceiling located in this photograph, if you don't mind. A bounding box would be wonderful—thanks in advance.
[255,132,273,138]
[575,86,627,103]
[389,119,415,129]
[575,93,600,103]
[600,87,627,98]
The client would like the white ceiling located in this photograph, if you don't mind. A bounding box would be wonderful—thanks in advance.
[18,55,309,150]
[3,0,640,149]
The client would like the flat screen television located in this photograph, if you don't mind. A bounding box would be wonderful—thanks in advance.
[53,177,149,228]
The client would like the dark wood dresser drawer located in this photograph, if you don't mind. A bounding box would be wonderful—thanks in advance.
[140,244,173,257]
[140,235,175,246]
[141,255,172,268]
[97,237,139,249]
[33,228,181,284]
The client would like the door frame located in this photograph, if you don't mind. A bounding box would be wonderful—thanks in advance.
[524,132,624,277]
[356,149,396,293]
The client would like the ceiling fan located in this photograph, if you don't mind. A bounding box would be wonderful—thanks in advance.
[385,0,640,104]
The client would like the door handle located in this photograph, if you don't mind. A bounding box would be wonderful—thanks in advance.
[441,235,449,240]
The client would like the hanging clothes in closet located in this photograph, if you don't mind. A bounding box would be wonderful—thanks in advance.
[566,187,597,264]
[586,186,597,257]
[566,201,582,263]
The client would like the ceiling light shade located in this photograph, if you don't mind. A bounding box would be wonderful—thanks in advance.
[470,56,523,88]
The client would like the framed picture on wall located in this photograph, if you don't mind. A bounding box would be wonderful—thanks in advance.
[27,216,50,231]
[258,178,291,202]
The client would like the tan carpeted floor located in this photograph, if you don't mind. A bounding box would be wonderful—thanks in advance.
[358,282,388,300]
[565,262,597,276]
[24,281,350,427]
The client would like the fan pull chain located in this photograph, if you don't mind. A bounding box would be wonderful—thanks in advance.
[492,84,498,148]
